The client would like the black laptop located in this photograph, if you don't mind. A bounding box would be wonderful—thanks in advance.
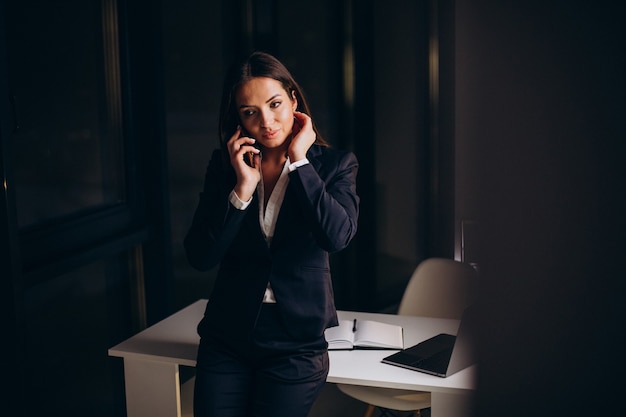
[381,306,476,377]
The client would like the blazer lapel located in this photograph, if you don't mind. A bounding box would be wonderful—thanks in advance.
[268,145,325,250]
[269,186,294,251]
[270,148,321,250]
[243,191,272,253]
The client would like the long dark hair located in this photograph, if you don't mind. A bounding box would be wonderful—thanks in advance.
[218,51,328,154]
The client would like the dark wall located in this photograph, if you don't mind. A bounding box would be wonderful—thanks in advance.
[455,1,625,415]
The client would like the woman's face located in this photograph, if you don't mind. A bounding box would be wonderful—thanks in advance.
[235,77,297,150]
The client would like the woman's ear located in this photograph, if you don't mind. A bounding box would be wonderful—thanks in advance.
[291,90,298,111]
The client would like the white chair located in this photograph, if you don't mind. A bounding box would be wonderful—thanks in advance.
[336,257,478,417]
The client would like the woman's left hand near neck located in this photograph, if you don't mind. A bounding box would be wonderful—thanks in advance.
[288,111,316,162]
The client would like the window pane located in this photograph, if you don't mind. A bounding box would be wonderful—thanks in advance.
[22,255,132,416]
[6,0,124,227]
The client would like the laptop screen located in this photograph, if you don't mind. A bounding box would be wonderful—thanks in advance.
[382,333,456,377]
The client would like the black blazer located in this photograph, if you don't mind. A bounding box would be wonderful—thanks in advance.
[184,144,359,341]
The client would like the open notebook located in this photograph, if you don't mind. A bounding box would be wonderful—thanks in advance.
[325,319,404,350]
[381,306,476,377]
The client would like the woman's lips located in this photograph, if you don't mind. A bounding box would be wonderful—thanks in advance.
[263,130,279,139]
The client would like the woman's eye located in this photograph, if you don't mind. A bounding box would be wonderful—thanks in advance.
[242,109,255,117]
[270,101,281,108]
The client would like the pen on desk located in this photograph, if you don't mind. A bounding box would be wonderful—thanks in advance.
[352,319,357,332]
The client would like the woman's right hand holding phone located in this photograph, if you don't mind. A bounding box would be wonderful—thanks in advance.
[227,126,261,202]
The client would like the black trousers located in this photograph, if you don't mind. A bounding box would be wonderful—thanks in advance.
[193,304,329,417]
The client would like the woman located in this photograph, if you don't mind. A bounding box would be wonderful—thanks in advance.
[184,51,359,417]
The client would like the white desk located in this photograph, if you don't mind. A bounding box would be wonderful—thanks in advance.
[109,299,477,417]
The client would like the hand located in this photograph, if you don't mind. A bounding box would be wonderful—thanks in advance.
[288,111,316,162]
[227,126,261,201]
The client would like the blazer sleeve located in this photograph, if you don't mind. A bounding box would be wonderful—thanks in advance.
[184,150,247,271]
[288,148,360,253]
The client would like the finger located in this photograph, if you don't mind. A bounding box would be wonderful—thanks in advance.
[246,151,262,168]
[239,139,258,153]
[293,111,310,123]
[293,110,308,117]
[294,112,313,132]
[227,127,242,154]
[229,136,258,160]
[241,144,261,158]
[238,142,261,167]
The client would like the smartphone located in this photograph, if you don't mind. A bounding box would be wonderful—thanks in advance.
[244,149,256,167]
[239,127,259,167]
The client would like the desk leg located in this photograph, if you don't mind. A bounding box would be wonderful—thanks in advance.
[123,359,182,417]
[430,391,474,417]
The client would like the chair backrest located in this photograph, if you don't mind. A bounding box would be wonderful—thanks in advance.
[397,258,477,319]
